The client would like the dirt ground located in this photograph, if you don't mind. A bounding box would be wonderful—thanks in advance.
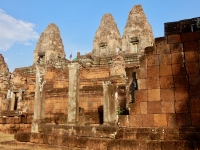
[0,132,71,150]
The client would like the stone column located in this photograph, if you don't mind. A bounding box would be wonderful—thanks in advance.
[7,90,11,99]
[67,62,80,125]
[103,81,109,124]
[103,81,118,125]
[126,78,131,106]
[10,92,15,111]
[31,64,46,132]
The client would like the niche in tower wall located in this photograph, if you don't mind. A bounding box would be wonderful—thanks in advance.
[130,43,138,53]
[99,42,107,56]
[37,52,45,64]
[129,37,139,53]
[14,94,18,110]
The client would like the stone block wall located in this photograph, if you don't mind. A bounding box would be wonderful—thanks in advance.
[11,65,111,124]
[119,17,200,128]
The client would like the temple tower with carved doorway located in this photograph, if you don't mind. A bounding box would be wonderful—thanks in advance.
[122,5,154,54]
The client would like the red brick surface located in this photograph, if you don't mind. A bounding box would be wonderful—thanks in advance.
[157,44,171,54]
[185,51,199,63]
[159,54,172,65]
[171,53,184,64]
[147,66,159,78]
[137,79,147,90]
[195,31,200,40]
[160,76,174,89]
[181,32,196,42]
[161,101,175,113]
[147,141,161,149]
[155,37,171,54]
[175,87,189,101]
[146,77,160,89]
[118,115,129,127]
[136,68,147,79]
[167,34,181,44]
[154,114,167,127]
[170,43,182,53]
[191,113,200,126]
[129,115,143,127]
[176,113,191,127]
[147,101,161,114]
[147,55,159,66]
[161,141,176,150]
[189,74,200,86]
[135,30,200,128]
[160,88,175,101]
[175,101,188,113]
[166,114,177,127]
[139,55,147,68]
[183,41,198,52]
[189,98,200,113]
[147,89,160,101]
[155,37,166,44]
[174,75,189,87]
[172,64,187,75]
[129,103,141,115]
[142,114,154,127]
[140,102,147,114]
[189,86,200,99]
[160,65,172,76]
[135,90,148,102]
[186,62,199,74]
[145,46,157,55]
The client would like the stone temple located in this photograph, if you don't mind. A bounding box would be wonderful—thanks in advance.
[0,4,200,149]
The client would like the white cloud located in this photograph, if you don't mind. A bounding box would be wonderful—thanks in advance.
[0,9,39,51]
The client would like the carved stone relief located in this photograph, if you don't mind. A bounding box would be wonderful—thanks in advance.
[110,56,126,77]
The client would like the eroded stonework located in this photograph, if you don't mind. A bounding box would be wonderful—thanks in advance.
[93,14,121,56]
[0,54,10,91]
[122,5,154,53]
[33,23,66,65]
[110,56,126,77]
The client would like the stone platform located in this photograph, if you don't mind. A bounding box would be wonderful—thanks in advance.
[0,117,31,134]
[14,125,200,149]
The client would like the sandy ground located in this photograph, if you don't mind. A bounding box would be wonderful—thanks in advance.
[0,132,70,150]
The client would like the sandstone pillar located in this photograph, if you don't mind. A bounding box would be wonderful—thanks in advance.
[6,90,11,99]
[31,64,46,132]
[10,92,15,111]
[103,81,118,125]
[67,62,80,125]
[126,78,131,106]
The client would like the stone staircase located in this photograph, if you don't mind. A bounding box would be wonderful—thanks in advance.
[109,127,200,149]
[14,125,200,149]
[14,125,119,150]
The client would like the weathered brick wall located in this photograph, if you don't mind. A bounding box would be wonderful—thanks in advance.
[20,65,110,123]
[119,17,200,128]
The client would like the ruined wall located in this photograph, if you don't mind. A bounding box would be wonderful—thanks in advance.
[93,14,121,56]
[122,5,154,54]
[0,55,10,111]
[0,54,10,92]
[119,17,200,128]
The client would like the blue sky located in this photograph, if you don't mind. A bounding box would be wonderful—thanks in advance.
[0,1,199,72]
